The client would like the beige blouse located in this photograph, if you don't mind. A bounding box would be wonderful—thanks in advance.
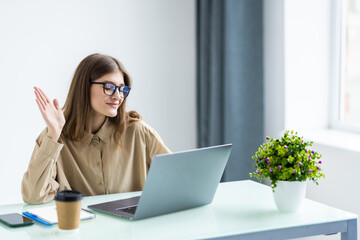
[21,119,170,204]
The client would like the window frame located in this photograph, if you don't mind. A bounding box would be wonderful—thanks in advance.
[330,0,360,133]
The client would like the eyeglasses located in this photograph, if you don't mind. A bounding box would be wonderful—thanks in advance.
[91,82,131,98]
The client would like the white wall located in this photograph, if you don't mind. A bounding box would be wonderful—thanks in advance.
[265,0,360,239]
[0,0,196,205]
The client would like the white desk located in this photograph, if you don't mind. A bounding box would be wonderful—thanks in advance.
[0,180,357,240]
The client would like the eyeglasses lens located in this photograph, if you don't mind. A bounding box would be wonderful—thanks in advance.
[103,83,130,98]
[104,83,116,96]
[121,86,130,98]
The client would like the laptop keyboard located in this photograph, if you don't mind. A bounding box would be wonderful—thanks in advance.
[117,206,137,215]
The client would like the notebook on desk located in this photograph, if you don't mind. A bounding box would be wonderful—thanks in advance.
[88,143,232,220]
[23,206,95,226]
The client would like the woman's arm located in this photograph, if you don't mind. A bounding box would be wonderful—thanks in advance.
[21,131,63,204]
[21,87,66,204]
[142,121,171,168]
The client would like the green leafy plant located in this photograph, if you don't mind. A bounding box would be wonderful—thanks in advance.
[249,130,325,190]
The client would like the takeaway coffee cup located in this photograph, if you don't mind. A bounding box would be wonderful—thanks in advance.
[54,190,82,230]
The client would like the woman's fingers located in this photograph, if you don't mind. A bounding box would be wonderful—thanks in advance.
[34,87,50,105]
[53,99,60,110]
[35,90,46,111]
[33,86,65,142]
[35,98,45,111]
[37,87,50,103]
[34,87,45,106]
[34,87,55,114]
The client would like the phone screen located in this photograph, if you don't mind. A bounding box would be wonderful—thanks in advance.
[0,213,34,227]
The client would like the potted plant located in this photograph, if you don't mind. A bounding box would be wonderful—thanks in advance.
[249,130,325,212]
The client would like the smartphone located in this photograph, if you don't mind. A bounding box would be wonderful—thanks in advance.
[0,213,34,227]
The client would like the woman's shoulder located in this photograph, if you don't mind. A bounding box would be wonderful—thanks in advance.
[127,119,154,134]
[126,110,162,138]
[125,119,165,148]
[126,110,151,133]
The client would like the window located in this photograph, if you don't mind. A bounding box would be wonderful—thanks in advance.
[334,0,360,131]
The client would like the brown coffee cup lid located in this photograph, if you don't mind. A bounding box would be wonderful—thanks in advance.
[54,190,82,202]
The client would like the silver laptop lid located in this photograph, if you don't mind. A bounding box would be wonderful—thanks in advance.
[133,143,232,220]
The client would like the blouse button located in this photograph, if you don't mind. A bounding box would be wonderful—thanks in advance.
[92,136,100,145]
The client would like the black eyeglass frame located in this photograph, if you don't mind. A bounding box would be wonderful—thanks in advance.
[91,82,131,98]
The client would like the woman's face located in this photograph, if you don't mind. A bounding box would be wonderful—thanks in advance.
[90,71,125,120]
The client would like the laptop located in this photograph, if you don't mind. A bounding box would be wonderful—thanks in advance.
[88,143,232,220]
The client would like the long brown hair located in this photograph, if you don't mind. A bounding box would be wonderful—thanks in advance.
[62,53,139,143]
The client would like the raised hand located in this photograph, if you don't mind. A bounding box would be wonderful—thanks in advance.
[34,86,66,142]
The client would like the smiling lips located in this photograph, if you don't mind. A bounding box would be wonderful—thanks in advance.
[107,103,119,108]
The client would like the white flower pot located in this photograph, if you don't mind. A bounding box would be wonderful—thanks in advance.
[273,180,307,212]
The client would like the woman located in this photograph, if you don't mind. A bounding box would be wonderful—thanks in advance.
[22,53,170,204]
